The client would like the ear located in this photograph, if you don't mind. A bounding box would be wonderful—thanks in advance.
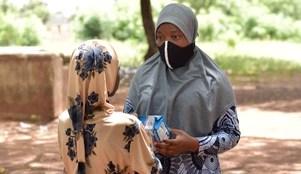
[108,67,120,97]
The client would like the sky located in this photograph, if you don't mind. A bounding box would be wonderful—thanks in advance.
[9,0,115,17]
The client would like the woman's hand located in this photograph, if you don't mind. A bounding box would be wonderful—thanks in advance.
[154,128,199,155]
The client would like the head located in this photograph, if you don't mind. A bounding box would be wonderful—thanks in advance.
[155,3,198,47]
[155,3,198,69]
[67,40,119,127]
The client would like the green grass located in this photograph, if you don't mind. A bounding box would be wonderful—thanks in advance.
[214,54,301,76]
[204,41,301,81]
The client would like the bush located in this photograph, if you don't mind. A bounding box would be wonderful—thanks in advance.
[72,0,146,43]
[18,15,46,46]
[111,1,145,42]
[0,12,45,46]
[72,8,113,41]
[196,9,227,42]
[0,14,20,45]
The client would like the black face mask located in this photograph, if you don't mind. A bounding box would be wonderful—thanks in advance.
[158,41,195,69]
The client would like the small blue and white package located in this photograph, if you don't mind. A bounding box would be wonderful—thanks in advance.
[138,115,171,149]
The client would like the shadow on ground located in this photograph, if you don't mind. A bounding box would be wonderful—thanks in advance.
[231,74,301,113]
[220,137,301,174]
[1,120,301,174]
[0,75,301,173]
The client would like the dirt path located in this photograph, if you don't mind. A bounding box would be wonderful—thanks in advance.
[1,75,301,173]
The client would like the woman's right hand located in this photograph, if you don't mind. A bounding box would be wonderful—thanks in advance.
[154,128,199,155]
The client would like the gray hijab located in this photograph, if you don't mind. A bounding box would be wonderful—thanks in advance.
[155,3,198,44]
[126,3,236,136]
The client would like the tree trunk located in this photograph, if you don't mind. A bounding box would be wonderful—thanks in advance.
[140,0,158,61]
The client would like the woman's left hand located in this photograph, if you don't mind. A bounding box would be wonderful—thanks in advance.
[154,128,199,155]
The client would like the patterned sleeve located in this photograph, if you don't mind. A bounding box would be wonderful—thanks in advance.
[197,105,241,155]
[123,98,135,114]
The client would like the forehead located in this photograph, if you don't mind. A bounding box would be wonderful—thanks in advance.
[156,23,183,34]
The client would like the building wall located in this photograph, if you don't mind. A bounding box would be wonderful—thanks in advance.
[0,51,64,124]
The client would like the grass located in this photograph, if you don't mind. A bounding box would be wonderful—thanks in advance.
[198,41,301,64]
[214,54,301,76]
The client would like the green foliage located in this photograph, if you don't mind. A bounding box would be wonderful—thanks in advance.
[0,14,20,45]
[18,15,46,46]
[251,0,301,20]
[175,0,301,42]
[236,5,301,41]
[177,0,217,13]
[72,5,116,41]
[0,0,48,46]
[20,0,51,23]
[111,1,145,42]
[110,39,146,68]
[0,0,18,14]
[74,14,103,40]
[72,0,171,44]
[196,9,229,42]
[71,0,301,45]
[0,12,46,46]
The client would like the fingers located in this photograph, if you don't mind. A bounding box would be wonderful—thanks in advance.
[154,141,174,155]
[160,138,172,145]
[154,129,189,155]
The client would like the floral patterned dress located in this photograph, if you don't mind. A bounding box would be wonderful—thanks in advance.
[58,110,161,174]
[58,40,162,174]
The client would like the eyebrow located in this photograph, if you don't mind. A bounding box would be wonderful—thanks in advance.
[170,30,181,34]
[156,30,181,35]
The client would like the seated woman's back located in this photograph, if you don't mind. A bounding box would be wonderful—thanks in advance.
[57,39,162,174]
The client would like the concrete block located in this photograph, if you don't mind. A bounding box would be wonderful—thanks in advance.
[0,48,63,124]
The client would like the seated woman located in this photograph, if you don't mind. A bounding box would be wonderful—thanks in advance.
[58,39,162,174]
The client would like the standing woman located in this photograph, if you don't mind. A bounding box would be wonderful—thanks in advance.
[123,3,240,174]
[58,39,162,174]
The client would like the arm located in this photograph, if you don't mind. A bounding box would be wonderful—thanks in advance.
[197,105,240,155]
[123,98,135,114]
[155,105,240,156]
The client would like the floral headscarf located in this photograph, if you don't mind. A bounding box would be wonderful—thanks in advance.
[66,39,119,172]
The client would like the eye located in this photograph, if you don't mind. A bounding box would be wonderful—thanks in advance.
[156,36,163,40]
[172,35,179,39]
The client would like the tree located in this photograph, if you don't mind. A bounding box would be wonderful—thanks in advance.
[0,0,17,14]
[20,0,50,24]
[140,0,157,61]
[177,0,217,14]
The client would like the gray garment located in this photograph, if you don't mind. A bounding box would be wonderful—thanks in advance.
[126,47,236,136]
[155,3,198,44]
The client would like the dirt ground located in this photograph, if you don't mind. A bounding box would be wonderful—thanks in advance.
[0,75,301,174]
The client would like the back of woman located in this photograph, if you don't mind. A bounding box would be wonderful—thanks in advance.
[58,39,162,174]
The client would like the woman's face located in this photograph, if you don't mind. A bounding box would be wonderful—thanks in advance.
[156,23,189,47]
